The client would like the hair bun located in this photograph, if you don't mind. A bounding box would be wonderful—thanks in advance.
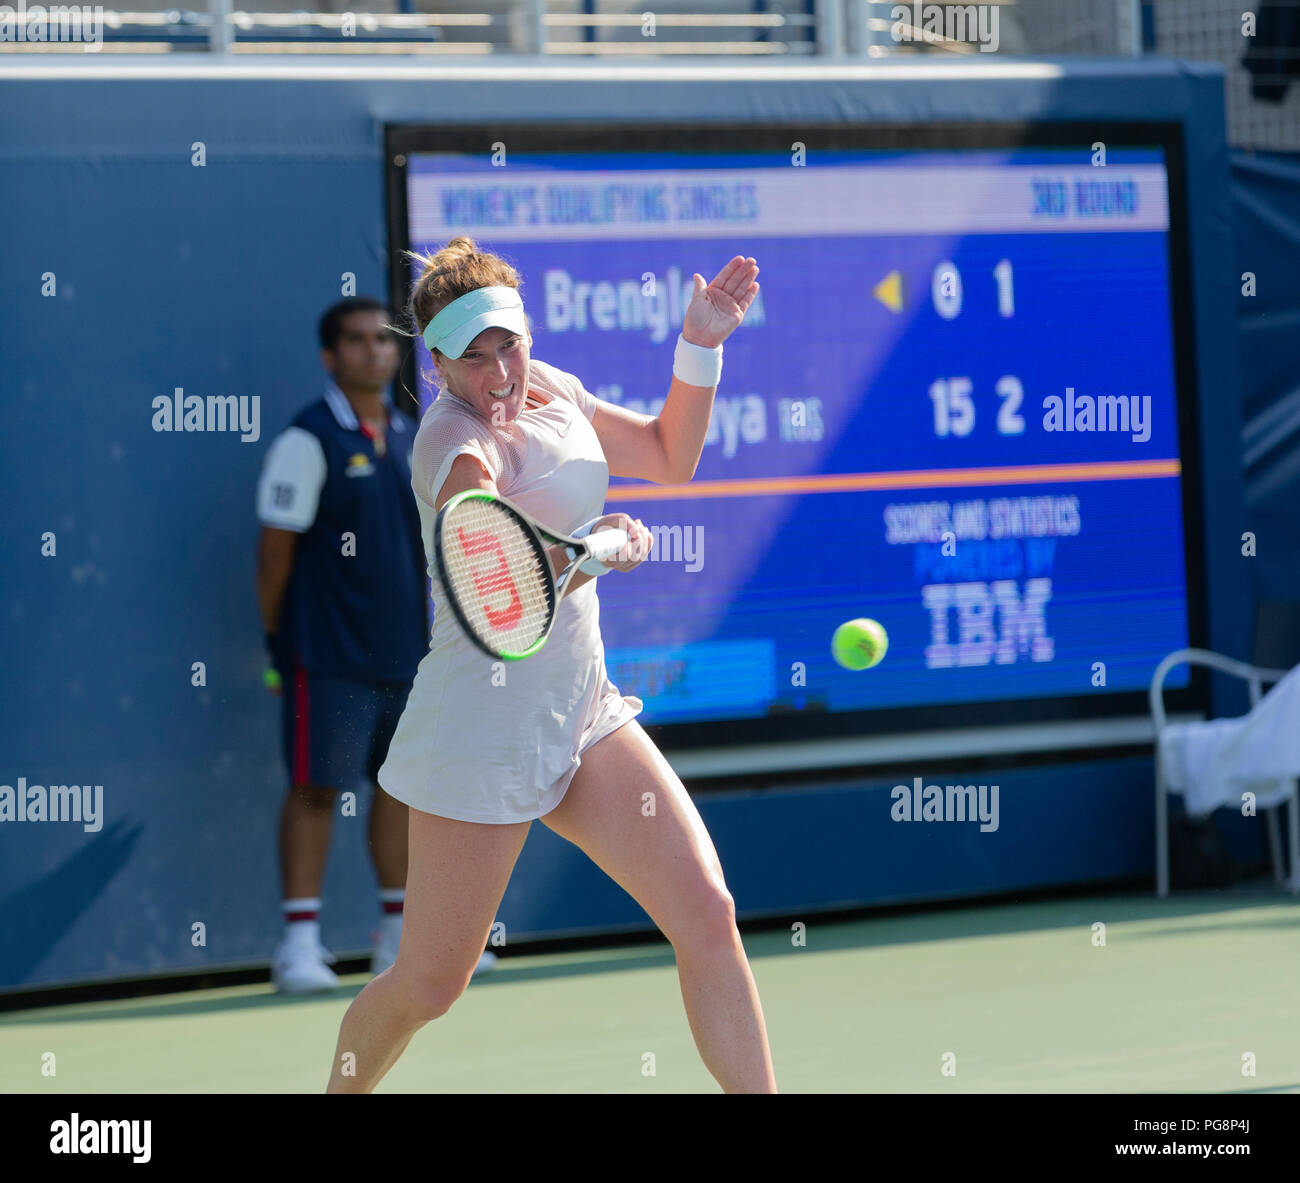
[406,239,521,363]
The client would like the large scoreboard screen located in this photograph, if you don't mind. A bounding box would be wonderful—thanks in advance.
[391,124,1203,744]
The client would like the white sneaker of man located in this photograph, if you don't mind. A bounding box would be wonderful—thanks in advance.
[272,931,339,994]
[370,927,401,977]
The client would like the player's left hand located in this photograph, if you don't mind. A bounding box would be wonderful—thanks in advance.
[681,256,760,349]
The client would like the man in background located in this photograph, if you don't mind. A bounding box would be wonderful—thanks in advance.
[256,296,496,992]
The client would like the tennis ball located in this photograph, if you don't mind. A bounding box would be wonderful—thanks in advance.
[263,668,282,692]
[831,618,888,670]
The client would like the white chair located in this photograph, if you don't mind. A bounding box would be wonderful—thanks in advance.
[1150,648,1300,897]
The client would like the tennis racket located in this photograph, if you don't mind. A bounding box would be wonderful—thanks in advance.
[433,489,630,661]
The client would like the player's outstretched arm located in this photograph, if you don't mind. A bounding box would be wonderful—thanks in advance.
[590,256,759,484]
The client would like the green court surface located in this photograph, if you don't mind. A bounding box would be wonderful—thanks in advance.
[3,889,1298,1093]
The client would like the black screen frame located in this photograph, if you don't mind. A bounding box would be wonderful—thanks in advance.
[384,119,1209,752]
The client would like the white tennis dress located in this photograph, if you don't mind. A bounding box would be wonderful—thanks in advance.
[377,358,643,823]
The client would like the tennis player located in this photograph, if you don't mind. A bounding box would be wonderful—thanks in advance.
[326,237,776,1093]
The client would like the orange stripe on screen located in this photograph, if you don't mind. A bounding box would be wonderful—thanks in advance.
[604,459,1182,502]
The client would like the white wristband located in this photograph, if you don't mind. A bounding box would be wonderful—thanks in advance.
[673,334,723,388]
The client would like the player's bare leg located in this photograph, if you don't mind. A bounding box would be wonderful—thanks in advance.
[326,812,530,1092]
[539,720,777,1093]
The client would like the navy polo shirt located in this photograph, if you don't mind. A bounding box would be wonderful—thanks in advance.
[256,383,428,682]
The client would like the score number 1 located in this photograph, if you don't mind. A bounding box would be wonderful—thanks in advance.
[929,376,1026,437]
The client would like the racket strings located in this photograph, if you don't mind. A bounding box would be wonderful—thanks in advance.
[441,499,553,654]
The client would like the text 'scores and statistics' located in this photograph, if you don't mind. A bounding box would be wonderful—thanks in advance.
[405,145,1190,726]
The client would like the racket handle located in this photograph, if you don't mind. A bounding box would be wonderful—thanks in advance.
[585,527,629,565]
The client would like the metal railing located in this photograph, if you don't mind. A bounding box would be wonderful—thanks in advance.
[0,1,1145,58]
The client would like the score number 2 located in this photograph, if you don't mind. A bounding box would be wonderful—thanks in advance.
[929,376,1026,437]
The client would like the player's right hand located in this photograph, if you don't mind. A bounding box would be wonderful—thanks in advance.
[590,513,654,573]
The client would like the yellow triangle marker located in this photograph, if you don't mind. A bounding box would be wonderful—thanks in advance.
[873,270,904,313]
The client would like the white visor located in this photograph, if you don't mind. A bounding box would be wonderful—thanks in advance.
[422,286,527,359]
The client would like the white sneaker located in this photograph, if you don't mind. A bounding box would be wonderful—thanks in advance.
[472,950,498,977]
[271,936,339,993]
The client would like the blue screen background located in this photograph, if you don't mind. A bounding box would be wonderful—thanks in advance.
[407,147,1191,724]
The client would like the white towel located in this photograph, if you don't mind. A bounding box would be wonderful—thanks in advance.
[1158,662,1300,816]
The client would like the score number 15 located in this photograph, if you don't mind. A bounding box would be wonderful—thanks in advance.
[928,376,1026,437]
